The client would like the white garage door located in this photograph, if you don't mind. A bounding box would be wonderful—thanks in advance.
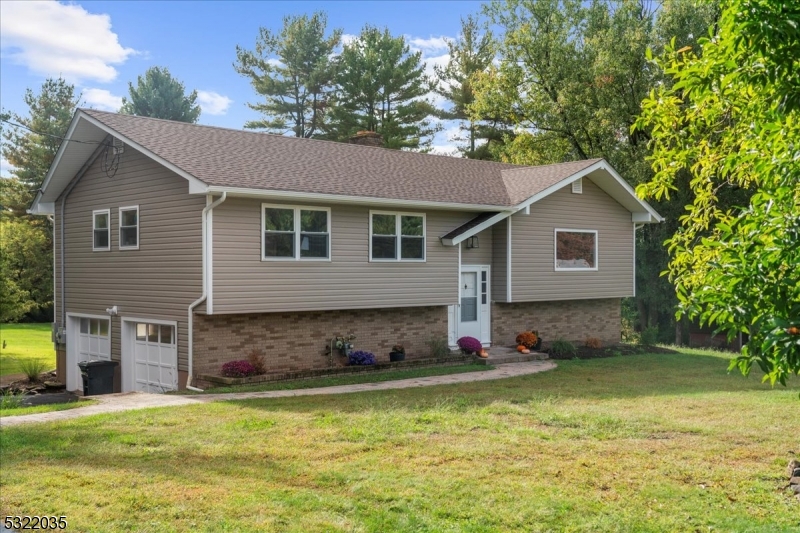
[134,323,177,393]
[79,318,110,361]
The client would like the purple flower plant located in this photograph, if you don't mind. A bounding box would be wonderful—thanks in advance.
[457,336,482,354]
[221,360,258,377]
[348,350,376,366]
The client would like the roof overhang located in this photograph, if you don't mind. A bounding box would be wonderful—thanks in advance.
[439,159,663,246]
[29,110,209,215]
[204,185,513,212]
[512,160,663,223]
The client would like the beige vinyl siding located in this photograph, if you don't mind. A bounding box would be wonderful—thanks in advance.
[55,146,204,370]
[491,218,509,302]
[212,197,471,313]
[460,228,492,266]
[510,178,633,301]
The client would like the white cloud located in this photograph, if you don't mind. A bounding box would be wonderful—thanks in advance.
[0,156,13,178]
[429,145,459,157]
[197,91,232,116]
[341,33,357,46]
[0,1,136,83]
[82,88,123,111]
[408,36,450,54]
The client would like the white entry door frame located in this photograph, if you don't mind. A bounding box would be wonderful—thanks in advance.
[448,265,491,348]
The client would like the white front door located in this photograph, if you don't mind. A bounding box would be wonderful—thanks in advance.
[132,322,177,393]
[455,265,490,345]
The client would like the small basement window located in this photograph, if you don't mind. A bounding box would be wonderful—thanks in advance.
[555,229,597,271]
[93,209,110,251]
[119,206,139,250]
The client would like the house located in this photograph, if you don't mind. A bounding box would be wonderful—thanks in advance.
[30,110,663,394]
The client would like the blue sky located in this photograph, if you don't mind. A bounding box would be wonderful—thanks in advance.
[0,0,486,176]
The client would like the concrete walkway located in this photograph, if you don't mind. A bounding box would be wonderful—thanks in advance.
[0,360,556,427]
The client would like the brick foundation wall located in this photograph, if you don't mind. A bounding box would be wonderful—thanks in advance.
[193,306,448,377]
[492,298,621,347]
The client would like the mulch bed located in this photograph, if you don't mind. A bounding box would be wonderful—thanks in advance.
[544,343,679,360]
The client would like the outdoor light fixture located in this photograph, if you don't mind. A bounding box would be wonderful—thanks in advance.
[466,236,479,249]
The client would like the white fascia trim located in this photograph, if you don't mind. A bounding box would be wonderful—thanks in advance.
[31,111,85,213]
[78,112,209,194]
[206,185,510,212]
[512,160,664,223]
[441,211,512,246]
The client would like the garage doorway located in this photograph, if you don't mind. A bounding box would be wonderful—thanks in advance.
[121,318,178,393]
[65,314,111,392]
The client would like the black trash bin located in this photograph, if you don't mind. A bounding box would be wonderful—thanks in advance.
[77,360,119,396]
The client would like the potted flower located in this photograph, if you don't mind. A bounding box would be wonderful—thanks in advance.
[389,344,405,362]
[457,336,487,357]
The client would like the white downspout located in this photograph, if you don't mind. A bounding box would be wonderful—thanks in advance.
[186,192,226,392]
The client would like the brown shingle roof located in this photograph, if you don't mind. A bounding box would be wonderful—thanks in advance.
[82,109,600,207]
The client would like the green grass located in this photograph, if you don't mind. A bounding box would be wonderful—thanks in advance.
[2,348,799,532]
[0,323,54,377]
[0,399,97,418]
[185,364,494,394]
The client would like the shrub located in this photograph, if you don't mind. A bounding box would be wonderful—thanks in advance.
[457,336,482,354]
[640,326,659,346]
[584,337,602,349]
[18,358,49,383]
[348,350,376,365]
[246,349,267,375]
[221,360,258,378]
[0,389,25,410]
[391,344,405,354]
[427,337,450,357]
[515,331,538,349]
[550,338,577,358]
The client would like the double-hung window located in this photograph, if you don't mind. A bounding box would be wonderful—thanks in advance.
[262,204,330,260]
[370,211,425,261]
[119,206,139,250]
[554,229,598,271]
[93,209,110,251]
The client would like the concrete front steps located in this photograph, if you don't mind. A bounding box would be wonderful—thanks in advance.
[474,346,549,365]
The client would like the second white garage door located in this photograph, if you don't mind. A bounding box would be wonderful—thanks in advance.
[133,322,177,393]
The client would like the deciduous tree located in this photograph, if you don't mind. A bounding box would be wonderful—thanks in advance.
[0,77,77,321]
[636,0,800,384]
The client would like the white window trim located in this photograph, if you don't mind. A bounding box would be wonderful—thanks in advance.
[92,208,110,252]
[118,205,140,250]
[261,203,331,262]
[369,210,427,262]
[554,228,598,271]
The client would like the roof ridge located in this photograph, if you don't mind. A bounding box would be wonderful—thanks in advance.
[499,158,603,175]
[80,108,524,170]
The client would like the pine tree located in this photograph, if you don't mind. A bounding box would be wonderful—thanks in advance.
[434,16,509,159]
[0,77,79,321]
[120,66,201,122]
[235,12,342,137]
[326,26,439,150]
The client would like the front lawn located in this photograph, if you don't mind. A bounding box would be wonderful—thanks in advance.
[0,399,97,418]
[0,323,54,377]
[1,348,798,532]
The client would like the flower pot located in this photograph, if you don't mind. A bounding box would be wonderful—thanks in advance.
[389,351,405,362]
[533,338,543,351]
